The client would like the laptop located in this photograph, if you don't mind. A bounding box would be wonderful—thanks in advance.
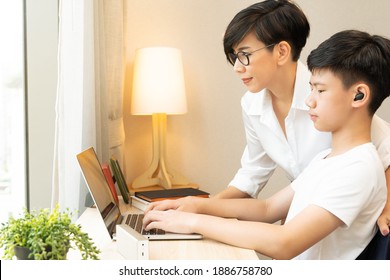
[76,146,203,242]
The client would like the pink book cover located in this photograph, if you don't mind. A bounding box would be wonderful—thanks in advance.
[101,163,119,205]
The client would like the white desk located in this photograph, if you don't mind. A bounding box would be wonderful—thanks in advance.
[70,206,259,260]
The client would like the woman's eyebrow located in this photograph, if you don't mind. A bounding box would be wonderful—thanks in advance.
[235,46,251,52]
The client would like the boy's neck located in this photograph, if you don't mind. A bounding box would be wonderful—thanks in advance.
[329,117,372,157]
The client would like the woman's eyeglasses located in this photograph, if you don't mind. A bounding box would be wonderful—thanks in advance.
[228,43,276,66]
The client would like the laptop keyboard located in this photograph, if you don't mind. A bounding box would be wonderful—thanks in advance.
[124,214,165,235]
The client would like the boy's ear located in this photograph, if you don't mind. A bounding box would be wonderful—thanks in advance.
[351,84,370,108]
[353,91,365,101]
[275,41,291,65]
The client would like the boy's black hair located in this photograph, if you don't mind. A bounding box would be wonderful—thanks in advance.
[307,30,390,115]
[223,0,310,64]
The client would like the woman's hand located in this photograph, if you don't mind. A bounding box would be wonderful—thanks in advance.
[377,205,390,236]
[378,167,390,236]
[144,196,205,214]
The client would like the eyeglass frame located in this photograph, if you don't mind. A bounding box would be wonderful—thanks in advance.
[228,43,276,66]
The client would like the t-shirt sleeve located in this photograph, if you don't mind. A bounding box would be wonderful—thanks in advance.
[310,162,377,227]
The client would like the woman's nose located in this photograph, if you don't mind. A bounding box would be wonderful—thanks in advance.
[233,60,245,73]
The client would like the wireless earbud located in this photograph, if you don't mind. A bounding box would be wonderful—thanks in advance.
[354,92,364,101]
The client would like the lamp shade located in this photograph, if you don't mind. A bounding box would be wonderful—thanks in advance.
[131,47,187,115]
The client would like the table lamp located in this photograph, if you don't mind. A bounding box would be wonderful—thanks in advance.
[131,47,190,189]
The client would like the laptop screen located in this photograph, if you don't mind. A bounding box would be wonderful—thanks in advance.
[76,147,121,237]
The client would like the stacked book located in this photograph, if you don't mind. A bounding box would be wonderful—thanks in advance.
[101,157,130,205]
[100,155,210,211]
[131,188,210,211]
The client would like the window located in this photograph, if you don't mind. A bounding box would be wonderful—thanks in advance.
[0,0,27,222]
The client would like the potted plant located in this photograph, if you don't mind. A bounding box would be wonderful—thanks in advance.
[0,204,100,260]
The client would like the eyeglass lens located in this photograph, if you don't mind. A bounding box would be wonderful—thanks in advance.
[228,53,249,66]
[228,44,275,66]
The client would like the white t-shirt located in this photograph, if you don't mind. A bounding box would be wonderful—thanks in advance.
[287,143,387,260]
[229,61,390,197]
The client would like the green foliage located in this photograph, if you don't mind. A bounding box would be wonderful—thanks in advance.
[0,204,100,260]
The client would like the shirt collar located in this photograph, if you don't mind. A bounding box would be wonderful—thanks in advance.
[248,60,311,116]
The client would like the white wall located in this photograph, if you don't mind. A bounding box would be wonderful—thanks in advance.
[123,0,390,198]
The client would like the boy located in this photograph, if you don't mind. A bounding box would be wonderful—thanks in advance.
[143,30,390,259]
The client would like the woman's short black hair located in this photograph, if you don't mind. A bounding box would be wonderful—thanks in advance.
[223,0,310,62]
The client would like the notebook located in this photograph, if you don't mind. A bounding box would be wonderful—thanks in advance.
[76,147,203,241]
[135,188,209,202]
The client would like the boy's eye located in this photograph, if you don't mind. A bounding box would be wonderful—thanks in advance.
[310,87,325,94]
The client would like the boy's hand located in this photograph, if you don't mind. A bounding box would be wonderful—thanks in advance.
[143,209,198,234]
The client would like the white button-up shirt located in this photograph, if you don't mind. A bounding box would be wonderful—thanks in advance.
[229,61,390,197]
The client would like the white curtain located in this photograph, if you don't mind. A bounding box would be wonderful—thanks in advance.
[52,0,125,213]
